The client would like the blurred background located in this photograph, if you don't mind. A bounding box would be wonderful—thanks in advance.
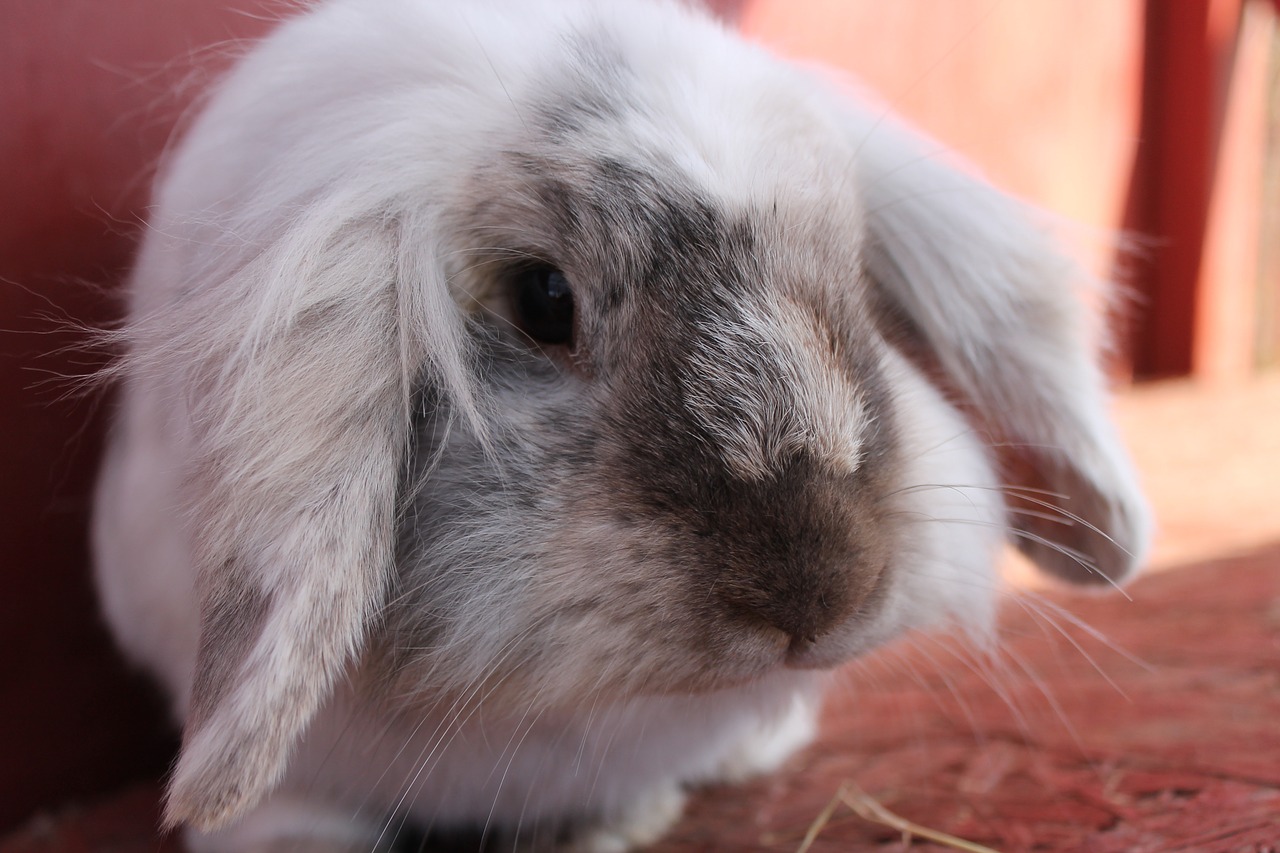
[2,0,1277,848]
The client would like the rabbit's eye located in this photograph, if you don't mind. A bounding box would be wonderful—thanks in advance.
[513,265,575,348]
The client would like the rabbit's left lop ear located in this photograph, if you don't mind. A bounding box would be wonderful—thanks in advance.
[844,102,1151,586]
[151,202,467,830]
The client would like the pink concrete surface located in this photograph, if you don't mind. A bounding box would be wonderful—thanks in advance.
[4,377,1278,851]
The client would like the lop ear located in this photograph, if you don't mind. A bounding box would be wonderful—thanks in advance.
[137,200,473,831]
[846,105,1150,585]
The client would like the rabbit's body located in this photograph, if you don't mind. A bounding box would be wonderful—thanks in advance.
[94,0,1148,850]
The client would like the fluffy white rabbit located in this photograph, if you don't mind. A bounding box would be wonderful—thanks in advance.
[93,1,1149,849]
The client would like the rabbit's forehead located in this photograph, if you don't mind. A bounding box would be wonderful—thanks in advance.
[466,12,868,275]
[470,142,867,315]
[456,23,884,481]
[461,124,881,480]
[530,163,889,486]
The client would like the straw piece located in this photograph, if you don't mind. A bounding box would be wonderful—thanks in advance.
[838,783,1001,853]
[794,784,847,853]
[792,781,1001,853]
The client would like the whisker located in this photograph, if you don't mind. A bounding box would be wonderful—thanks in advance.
[370,625,542,850]
[1010,593,1149,685]
[1001,490,1136,557]
[477,689,551,851]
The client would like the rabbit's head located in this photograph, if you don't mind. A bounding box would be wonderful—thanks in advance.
[122,0,1149,831]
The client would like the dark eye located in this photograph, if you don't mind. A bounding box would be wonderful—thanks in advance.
[513,265,575,347]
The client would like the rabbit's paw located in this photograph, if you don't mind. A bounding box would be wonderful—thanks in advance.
[567,784,687,853]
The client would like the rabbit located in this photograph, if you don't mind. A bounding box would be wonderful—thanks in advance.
[92,0,1150,850]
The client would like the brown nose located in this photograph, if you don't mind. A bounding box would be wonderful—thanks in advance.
[695,457,888,647]
[715,550,879,646]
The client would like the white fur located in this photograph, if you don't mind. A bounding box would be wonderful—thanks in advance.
[94,1,1149,850]
[685,298,871,481]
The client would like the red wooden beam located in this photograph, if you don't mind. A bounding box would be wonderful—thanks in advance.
[1129,0,1218,377]
[1128,0,1267,381]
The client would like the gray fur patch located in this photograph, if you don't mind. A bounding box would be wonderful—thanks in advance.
[188,561,271,728]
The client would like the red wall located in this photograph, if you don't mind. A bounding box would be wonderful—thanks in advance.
[0,0,301,828]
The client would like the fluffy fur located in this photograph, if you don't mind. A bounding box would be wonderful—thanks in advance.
[93,1,1150,850]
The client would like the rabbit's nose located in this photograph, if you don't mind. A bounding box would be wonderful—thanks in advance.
[715,550,883,650]
[669,449,894,656]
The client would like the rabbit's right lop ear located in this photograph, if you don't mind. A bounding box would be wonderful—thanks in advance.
[160,215,407,830]
[845,103,1151,587]
[144,203,474,830]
